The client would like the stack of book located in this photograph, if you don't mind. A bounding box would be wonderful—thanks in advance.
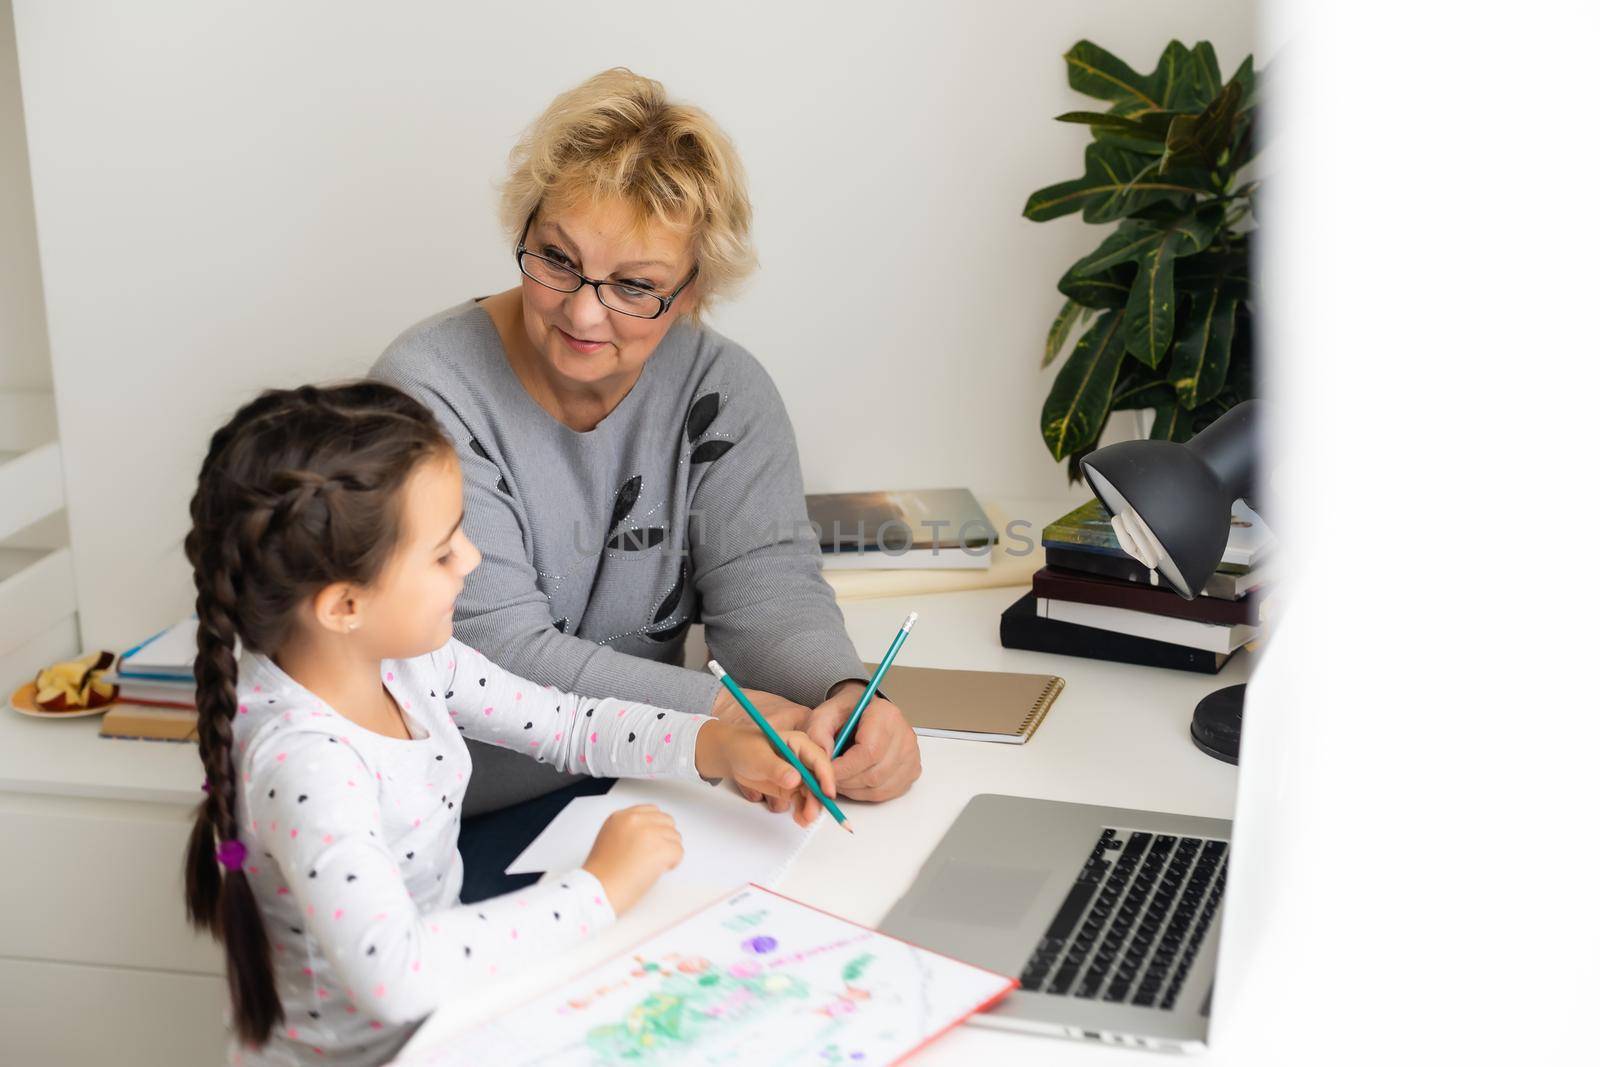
[1000,499,1273,674]
[101,617,199,741]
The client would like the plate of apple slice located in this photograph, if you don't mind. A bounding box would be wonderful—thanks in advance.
[10,650,120,718]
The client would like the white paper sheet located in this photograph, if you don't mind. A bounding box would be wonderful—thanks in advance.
[505,778,821,893]
[396,885,1017,1066]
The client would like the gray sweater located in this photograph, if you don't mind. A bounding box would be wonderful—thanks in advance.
[373,301,869,815]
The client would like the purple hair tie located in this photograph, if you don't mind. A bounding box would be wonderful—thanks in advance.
[217,839,249,871]
[201,780,211,794]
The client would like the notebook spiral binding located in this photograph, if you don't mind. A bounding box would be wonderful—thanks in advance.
[1015,676,1066,737]
[769,818,824,884]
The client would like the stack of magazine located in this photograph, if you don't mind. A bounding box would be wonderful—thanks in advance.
[1000,498,1272,674]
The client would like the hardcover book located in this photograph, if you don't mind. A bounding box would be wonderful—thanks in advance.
[999,593,1236,674]
[1041,547,1271,599]
[1042,498,1273,569]
[806,488,997,570]
[1032,567,1261,626]
[1035,598,1255,654]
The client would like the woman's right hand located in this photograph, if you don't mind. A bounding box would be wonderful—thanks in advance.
[580,804,683,914]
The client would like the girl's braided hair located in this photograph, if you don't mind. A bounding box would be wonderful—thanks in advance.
[181,381,448,1046]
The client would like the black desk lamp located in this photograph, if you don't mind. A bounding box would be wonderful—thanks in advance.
[1079,400,1262,763]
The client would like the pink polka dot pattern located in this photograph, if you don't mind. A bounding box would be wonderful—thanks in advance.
[220,635,707,1058]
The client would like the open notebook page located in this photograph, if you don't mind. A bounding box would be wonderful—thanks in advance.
[506,777,821,893]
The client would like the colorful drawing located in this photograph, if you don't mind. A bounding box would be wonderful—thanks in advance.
[585,955,811,1063]
[411,887,1016,1067]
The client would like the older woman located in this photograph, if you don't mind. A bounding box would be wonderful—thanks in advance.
[373,68,919,896]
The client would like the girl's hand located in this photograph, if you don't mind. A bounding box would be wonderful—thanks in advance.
[696,719,837,828]
[581,804,683,914]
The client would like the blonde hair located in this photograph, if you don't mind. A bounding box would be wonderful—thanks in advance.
[500,68,756,317]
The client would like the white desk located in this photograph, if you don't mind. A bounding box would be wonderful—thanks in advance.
[0,582,1248,1065]
[405,585,1249,1065]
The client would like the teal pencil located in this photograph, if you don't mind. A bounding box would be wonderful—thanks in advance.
[833,612,918,758]
[707,660,854,833]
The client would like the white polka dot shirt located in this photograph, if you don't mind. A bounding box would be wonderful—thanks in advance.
[223,637,711,1065]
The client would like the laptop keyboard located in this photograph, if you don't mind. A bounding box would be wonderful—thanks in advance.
[1019,827,1228,1010]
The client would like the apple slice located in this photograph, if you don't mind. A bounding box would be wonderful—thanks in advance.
[85,676,118,708]
[32,651,119,711]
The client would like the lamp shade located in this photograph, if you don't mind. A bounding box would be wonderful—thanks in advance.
[1079,400,1259,600]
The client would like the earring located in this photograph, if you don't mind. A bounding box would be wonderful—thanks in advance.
[347,620,361,633]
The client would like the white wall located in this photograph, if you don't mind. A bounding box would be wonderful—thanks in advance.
[0,0,48,389]
[12,0,1258,650]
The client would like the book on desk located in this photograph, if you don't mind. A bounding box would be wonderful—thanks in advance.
[100,618,199,740]
[1002,498,1273,674]
[806,487,998,570]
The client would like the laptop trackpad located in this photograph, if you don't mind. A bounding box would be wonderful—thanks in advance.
[912,862,1051,928]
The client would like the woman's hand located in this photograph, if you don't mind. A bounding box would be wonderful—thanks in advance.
[802,682,922,803]
[581,804,683,914]
[695,719,837,828]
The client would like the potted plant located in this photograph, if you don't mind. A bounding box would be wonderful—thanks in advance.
[1025,39,1261,479]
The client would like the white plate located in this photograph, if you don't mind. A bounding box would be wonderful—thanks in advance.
[9,682,115,719]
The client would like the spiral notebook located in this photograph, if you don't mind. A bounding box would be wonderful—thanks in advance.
[866,663,1065,744]
[506,777,819,889]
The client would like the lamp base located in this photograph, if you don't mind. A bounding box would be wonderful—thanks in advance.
[1190,683,1247,764]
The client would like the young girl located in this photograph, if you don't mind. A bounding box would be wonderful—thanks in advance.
[182,382,836,1065]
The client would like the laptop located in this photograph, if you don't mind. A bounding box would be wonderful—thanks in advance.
[877,794,1230,1053]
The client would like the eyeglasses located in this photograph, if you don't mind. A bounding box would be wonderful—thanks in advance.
[515,214,698,320]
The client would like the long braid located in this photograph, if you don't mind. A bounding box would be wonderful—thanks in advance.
[181,381,448,1048]
[183,393,293,1045]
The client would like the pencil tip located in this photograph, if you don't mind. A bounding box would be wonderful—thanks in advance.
[843,821,855,834]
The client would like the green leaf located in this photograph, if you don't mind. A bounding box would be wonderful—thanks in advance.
[1110,362,1177,411]
[1054,110,1160,136]
[1055,109,1172,156]
[1064,41,1161,110]
[1122,207,1224,367]
[1023,142,1208,224]
[1168,288,1238,408]
[1230,110,1259,171]
[1192,42,1223,102]
[1231,55,1256,108]
[1149,400,1196,442]
[1064,217,1168,276]
[1176,248,1251,300]
[1042,299,1087,368]
[1147,41,1202,112]
[1114,381,1178,412]
[1065,41,1232,121]
[1041,310,1127,461]
[1055,110,1181,150]
[1160,79,1242,174]
[1225,305,1255,396]
[1057,264,1133,308]
[1089,129,1166,156]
